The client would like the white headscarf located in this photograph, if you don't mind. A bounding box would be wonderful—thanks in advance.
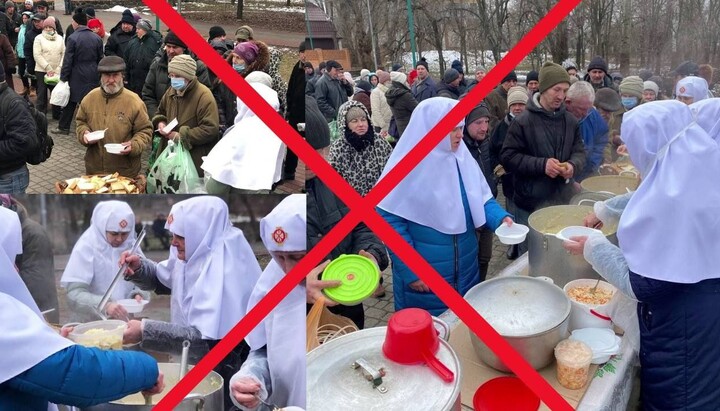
[202,83,285,191]
[618,100,720,283]
[377,97,494,234]
[0,209,73,387]
[155,196,262,340]
[246,194,306,408]
[676,76,708,102]
[690,98,720,144]
[61,201,143,303]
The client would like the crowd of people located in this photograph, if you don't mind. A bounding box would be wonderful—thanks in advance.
[0,5,306,194]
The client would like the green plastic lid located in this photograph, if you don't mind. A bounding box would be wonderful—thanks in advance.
[322,254,380,305]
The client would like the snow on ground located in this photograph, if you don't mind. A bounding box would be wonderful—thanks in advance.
[103,5,142,14]
[401,50,509,73]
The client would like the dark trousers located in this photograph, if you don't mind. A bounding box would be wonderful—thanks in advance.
[35,72,60,118]
[17,58,29,89]
[478,227,493,280]
[5,69,15,92]
[58,100,78,131]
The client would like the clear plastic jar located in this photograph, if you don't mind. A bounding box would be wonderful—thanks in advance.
[555,339,593,389]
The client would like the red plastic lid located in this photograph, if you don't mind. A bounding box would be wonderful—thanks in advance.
[473,377,540,411]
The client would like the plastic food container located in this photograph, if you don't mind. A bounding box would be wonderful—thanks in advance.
[68,320,126,350]
[104,143,125,154]
[322,254,380,305]
[570,328,621,364]
[86,129,107,142]
[554,339,593,389]
[117,299,149,314]
[563,279,617,331]
[555,226,603,242]
[495,222,529,245]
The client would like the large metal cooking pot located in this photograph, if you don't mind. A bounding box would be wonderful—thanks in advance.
[82,363,223,411]
[465,276,571,372]
[580,175,639,196]
[528,205,618,287]
[307,327,462,410]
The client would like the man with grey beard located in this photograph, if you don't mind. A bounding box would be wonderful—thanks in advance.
[75,56,153,178]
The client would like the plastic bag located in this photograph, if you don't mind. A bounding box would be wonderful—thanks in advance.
[146,134,162,173]
[44,73,60,86]
[146,139,202,194]
[306,296,358,352]
[49,80,70,107]
[328,120,340,142]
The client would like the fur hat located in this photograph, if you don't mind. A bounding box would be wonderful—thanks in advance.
[539,62,570,94]
[594,88,622,112]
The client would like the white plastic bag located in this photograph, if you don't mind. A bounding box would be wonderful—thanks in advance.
[50,81,70,108]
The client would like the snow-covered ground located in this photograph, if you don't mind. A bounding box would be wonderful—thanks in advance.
[401,50,509,73]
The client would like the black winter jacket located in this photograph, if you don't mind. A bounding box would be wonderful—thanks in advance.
[313,72,353,122]
[500,94,586,211]
[104,23,135,58]
[124,30,163,96]
[0,82,36,175]
[385,81,417,138]
[463,132,497,198]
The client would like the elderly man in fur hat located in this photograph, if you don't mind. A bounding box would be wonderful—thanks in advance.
[75,56,153,178]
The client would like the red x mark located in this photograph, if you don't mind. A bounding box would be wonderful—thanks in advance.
[146,1,582,409]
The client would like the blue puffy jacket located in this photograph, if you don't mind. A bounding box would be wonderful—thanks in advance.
[0,345,159,410]
[379,178,510,316]
[577,108,608,181]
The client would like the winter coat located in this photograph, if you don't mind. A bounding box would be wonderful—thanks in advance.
[0,345,158,410]
[15,203,59,324]
[463,132,497,197]
[379,178,509,315]
[15,23,26,59]
[0,33,16,70]
[500,93,586,212]
[0,12,13,41]
[370,83,392,132]
[490,113,515,199]
[123,30,163,96]
[60,27,103,103]
[314,72,353,122]
[577,108,608,181]
[265,46,288,115]
[629,273,720,410]
[286,59,305,127]
[75,87,153,177]
[329,101,392,196]
[351,90,371,116]
[385,81,417,137]
[484,85,509,131]
[306,176,389,328]
[152,77,220,177]
[436,82,461,100]
[582,72,618,92]
[1,11,17,47]
[142,52,211,117]
[411,76,438,102]
[104,23,135,58]
[23,24,40,72]
[32,31,64,73]
[305,73,320,96]
[0,82,35,175]
[604,109,624,164]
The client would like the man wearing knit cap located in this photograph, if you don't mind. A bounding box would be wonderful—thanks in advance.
[526,70,539,96]
[462,102,498,275]
[593,88,623,163]
[208,25,233,54]
[234,25,254,42]
[437,68,462,100]
[75,56,153,178]
[619,75,644,110]
[124,18,162,96]
[501,61,585,254]
[451,60,467,89]
[0,60,36,194]
[54,9,103,135]
[142,31,211,117]
[2,1,19,48]
[582,55,617,91]
[565,81,608,181]
[643,80,659,102]
[484,70,518,131]
[152,54,219,180]
[313,59,353,122]
[105,9,135,59]
[411,57,437,103]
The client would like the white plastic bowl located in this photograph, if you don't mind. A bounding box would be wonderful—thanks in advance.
[117,299,149,314]
[104,143,125,154]
[555,226,603,242]
[564,279,617,331]
[86,129,107,142]
[570,328,621,364]
[494,222,529,245]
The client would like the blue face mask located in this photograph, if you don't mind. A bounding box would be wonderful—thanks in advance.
[621,97,638,109]
[233,64,245,73]
[170,77,186,91]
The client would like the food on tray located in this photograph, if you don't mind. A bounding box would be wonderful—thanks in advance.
[555,339,593,390]
[58,173,141,194]
[567,286,613,305]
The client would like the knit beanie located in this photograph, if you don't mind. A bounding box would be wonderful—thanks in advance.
[355,80,372,93]
[465,103,491,125]
[120,9,135,25]
[209,26,225,39]
[539,62,570,93]
[235,25,254,41]
[526,70,539,83]
[84,5,95,17]
[43,16,56,29]
[360,69,370,78]
[501,71,518,84]
[72,10,88,26]
[392,63,403,72]
[416,57,429,70]
[376,70,390,85]
[451,60,464,75]
[643,81,659,96]
[136,19,152,32]
[233,41,259,64]
[168,54,196,80]
[390,71,407,85]
[587,56,608,75]
[443,68,460,84]
[507,86,529,107]
[164,31,186,49]
[87,18,101,30]
[619,75,644,99]
[246,71,272,88]
[346,106,367,123]
[594,88,622,112]
[4,1,13,10]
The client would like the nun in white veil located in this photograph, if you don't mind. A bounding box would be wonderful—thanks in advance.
[377,97,513,316]
[564,100,720,409]
[690,97,720,143]
[230,194,306,411]
[121,196,262,409]
[0,207,163,410]
[60,200,148,322]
